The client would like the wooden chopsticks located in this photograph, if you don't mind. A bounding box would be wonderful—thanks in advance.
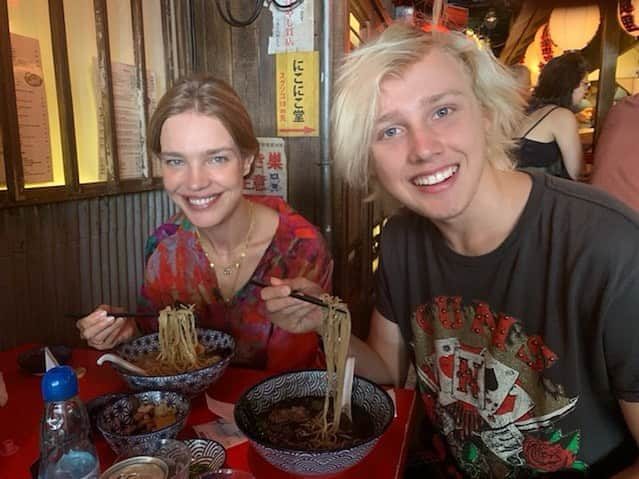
[65,312,157,320]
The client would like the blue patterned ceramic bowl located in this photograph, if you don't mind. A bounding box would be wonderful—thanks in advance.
[234,369,394,476]
[183,438,227,476]
[114,328,235,396]
[96,391,190,455]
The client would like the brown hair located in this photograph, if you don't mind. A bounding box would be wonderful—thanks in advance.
[147,75,259,165]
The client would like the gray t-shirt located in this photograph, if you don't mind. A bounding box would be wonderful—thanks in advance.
[377,172,639,476]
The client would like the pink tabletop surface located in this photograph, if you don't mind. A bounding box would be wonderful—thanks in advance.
[0,344,416,479]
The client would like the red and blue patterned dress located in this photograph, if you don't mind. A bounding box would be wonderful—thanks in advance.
[137,196,333,372]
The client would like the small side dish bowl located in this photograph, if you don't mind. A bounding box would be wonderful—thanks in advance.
[96,391,190,455]
[183,438,226,477]
[113,328,235,397]
[17,345,72,375]
[234,369,394,476]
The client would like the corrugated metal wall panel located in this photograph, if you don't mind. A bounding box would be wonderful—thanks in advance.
[0,190,176,350]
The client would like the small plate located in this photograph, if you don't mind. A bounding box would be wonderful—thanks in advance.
[17,345,72,375]
[183,439,226,477]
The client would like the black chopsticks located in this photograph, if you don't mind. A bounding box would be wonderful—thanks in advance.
[249,279,347,314]
[65,312,157,320]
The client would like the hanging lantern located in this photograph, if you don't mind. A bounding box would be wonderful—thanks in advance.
[523,24,564,85]
[548,5,600,51]
[618,0,639,37]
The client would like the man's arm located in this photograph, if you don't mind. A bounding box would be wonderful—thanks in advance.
[351,308,410,387]
[611,400,639,478]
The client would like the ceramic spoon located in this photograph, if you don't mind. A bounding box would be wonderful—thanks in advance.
[96,353,148,376]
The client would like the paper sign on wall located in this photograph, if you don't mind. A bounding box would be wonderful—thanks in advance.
[268,1,314,54]
[243,137,288,200]
[275,51,319,137]
[11,33,53,184]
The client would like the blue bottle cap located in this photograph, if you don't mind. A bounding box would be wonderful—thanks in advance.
[41,365,78,402]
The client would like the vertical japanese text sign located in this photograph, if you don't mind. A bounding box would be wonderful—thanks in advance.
[276,51,319,137]
[243,137,288,200]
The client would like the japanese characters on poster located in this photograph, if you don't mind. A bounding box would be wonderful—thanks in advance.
[268,0,314,54]
[275,51,319,137]
[11,33,53,184]
[244,137,287,200]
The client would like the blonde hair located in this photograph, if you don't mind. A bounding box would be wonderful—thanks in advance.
[332,23,524,193]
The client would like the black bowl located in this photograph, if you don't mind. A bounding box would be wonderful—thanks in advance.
[17,345,72,375]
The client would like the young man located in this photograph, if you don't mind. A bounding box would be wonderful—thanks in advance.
[262,24,639,476]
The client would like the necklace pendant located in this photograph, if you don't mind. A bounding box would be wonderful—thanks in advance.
[222,266,234,276]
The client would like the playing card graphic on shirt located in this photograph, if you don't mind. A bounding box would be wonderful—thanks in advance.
[411,297,583,476]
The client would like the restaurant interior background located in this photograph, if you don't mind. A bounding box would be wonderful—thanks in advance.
[0,0,637,351]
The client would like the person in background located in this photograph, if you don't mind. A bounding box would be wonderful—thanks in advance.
[509,63,532,102]
[261,23,639,477]
[590,93,639,211]
[76,76,332,372]
[514,51,588,180]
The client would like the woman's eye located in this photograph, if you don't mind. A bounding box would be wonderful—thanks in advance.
[164,158,184,167]
[433,106,452,119]
[208,155,228,164]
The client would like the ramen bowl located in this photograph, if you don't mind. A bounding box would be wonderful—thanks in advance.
[234,369,394,476]
[96,390,190,455]
[114,328,235,396]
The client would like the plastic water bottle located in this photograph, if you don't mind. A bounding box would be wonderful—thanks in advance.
[38,366,100,479]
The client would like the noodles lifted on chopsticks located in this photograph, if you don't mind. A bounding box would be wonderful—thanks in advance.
[256,295,358,451]
[155,304,201,374]
[319,294,351,437]
[130,304,228,376]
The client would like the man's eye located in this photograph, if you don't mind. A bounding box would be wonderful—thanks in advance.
[383,127,399,139]
[434,107,452,119]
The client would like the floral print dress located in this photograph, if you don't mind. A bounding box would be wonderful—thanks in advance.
[137,196,333,372]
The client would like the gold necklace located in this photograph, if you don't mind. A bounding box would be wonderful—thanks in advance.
[196,202,255,277]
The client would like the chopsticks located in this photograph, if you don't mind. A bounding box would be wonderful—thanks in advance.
[249,279,348,314]
[65,312,157,320]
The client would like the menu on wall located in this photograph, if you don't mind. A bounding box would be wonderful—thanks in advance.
[10,33,53,184]
[243,137,288,200]
[96,61,157,179]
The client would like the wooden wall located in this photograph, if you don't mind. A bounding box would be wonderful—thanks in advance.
[0,190,176,350]
[189,0,322,227]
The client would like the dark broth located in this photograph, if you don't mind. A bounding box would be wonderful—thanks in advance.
[254,395,375,451]
[132,347,231,376]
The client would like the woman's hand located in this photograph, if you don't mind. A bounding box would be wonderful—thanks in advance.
[75,304,139,350]
[259,277,326,334]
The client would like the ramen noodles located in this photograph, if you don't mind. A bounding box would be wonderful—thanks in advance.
[132,305,226,376]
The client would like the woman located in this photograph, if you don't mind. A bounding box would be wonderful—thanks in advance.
[514,52,589,180]
[76,76,332,372]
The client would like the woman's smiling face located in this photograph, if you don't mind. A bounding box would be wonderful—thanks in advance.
[160,111,252,229]
[371,49,491,225]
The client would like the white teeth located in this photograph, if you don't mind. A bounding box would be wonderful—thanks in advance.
[413,166,458,186]
[188,195,215,206]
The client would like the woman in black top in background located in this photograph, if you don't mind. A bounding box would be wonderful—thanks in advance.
[514,52,589,180]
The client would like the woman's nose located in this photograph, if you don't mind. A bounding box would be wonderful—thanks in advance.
[408,126,442,163]
[186,164,208,190]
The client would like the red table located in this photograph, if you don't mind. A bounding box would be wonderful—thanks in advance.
[0,344,416,479]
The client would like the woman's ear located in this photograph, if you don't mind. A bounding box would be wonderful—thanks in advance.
[243,155,255,177]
